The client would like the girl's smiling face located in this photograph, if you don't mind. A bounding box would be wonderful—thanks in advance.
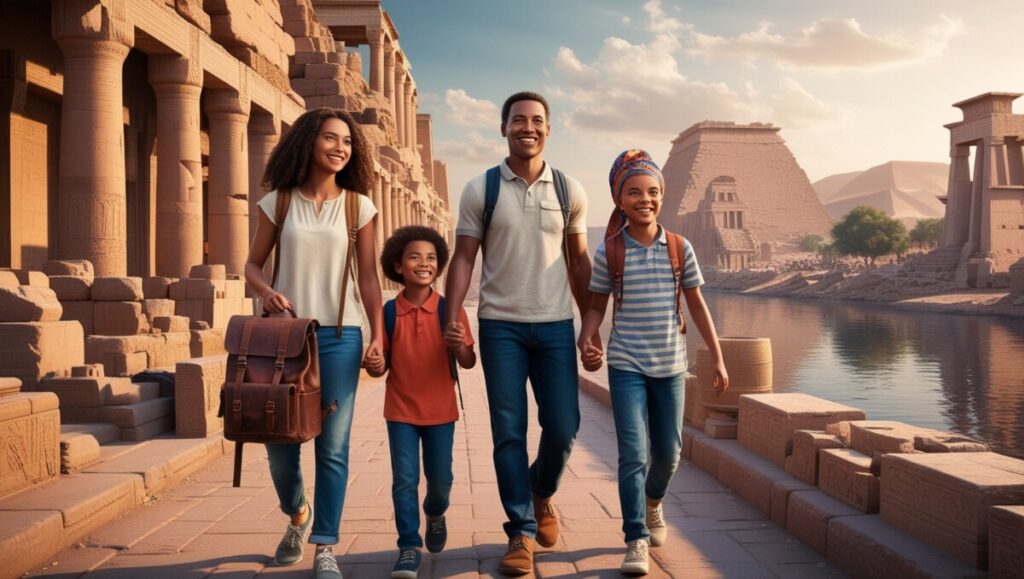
[617,174,662,227]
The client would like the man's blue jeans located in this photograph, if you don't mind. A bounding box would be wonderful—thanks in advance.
[266,326,362,545]
[608,366,685,543]
[478,318,580,538]
[387,421,455,549]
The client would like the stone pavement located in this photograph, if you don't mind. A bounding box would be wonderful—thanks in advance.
[25,347,844,578]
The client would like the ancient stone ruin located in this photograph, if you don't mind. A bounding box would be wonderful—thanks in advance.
[662,121,833,251]
[691,176,759,270]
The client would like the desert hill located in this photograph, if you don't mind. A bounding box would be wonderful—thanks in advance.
[813,161,948,225]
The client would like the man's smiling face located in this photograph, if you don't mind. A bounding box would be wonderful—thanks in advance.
[502,99,549,162]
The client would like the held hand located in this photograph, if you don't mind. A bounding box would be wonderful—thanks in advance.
[712,362,729,396]
[580,341,604,372]
[443,321,465,351]
[362,341,386,377]
[261,290,293,314]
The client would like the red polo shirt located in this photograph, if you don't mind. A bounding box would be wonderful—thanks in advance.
[383,291,473,425]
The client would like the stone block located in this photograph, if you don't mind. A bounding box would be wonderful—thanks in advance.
[0,286,62,322]
[828,515,986,579]
[690,436,727,477]
[99,397,174,429]
[61,422,120,445]
[185,278,225,299]
[0,393,60,497]
[3,471,145,538]
[0,511,64,579]
[175,356,227,437]
[0,321,84,389]
[37,376,134,408]
[989,506,1024,578]
[849,421,945,456]
[93,301,150,336]
[1,269,49,287]
[785,430,844,485]
[0,378,21,397]
[818,448,879,513]
[151,332,192,369]
[142,276,174,299]
[142,299,176,320]
[704,416,737,439]
[121,414,174,442]
[786,489,863,555]
[771,477,816,528]
[168,280,188,300]
[189,264,226,280]
[0,271,20,288]
[224,279,245,300]
[737,393,865,466]
[172,0,211,33]
[107,381,160,405]
[915,434,991,453]
[71,363,104,377]
[176,298,234,329]
[61,301,94,335]
[152,315,190,333]
[715,440,787,515]
[880,452,1024,568]
[60,407,100,423]
[48,275,92,301]
[106,352,149,377]
[41,259,94,281]
[60,430,101,473]
[90,277,144,301]
[681,424,703,461]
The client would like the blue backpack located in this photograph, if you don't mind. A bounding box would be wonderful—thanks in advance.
[482,165,570,234]
[383,296,464,411]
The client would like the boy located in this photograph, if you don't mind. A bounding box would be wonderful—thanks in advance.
[364,225,476,579]
[576,149,729,575]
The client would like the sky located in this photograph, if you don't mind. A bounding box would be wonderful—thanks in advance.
[377,0,1024,226]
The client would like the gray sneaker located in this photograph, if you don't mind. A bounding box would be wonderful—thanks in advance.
[645,499,666,547]
[620,539,650,575]
[314,547,343,579]
[273,502,313,566]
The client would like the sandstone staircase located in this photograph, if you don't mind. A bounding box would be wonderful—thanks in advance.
[905,246,961,278]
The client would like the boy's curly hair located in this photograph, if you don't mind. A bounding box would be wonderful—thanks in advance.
[380,226,450,285]
[261,108,374,196]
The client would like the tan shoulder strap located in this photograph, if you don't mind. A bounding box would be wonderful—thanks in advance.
[336,191,361,337]
[666,232,686,334]
[270,189,293,290]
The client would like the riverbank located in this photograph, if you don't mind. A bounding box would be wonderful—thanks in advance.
[703,265,1024,317]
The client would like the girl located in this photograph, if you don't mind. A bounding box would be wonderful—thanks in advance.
[244,108,384,579]
[577,149,729,575]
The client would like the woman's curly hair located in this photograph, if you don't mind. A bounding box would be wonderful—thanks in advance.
[261,108,374,196]
[380,225,450,285]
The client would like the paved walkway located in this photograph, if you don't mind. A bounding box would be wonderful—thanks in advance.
[26,330,844,578]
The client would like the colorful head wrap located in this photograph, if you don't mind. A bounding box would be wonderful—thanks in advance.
[605,149,665,240]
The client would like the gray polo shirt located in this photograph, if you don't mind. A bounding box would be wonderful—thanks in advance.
[456,160,588,322]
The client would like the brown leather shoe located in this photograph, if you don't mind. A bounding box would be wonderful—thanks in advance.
[498,535,534,575]
[533,495,558,547]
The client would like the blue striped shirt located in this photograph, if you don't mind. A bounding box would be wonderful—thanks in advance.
[590,227,703,377]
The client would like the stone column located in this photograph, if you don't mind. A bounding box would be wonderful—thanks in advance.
[394,67,406,147]
[410,91,418,154]
[368,30,384,94]
[383,45,396,123]
[52,0,134,277]
[248,111,279,243]
[382,176,393,238]
[149,39,204,278]
[206,88,251,276]
[372,173,384,250]
[404,78,414,150]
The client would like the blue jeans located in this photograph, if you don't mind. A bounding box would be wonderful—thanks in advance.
[608,366,685,543]
[478,318,580,538]
[387,421,455,549]
[266,326,361,545]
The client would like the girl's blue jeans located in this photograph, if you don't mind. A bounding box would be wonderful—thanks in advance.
[608,366,685,543]
[387,420,455,549]
[266,326,362,545]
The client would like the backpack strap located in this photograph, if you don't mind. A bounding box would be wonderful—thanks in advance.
[552,168,578,299]
[666,231,687,334]
[482,166,501,236]
[336,191,361,338]
[384,298,397,342]
[606,233,626,327]
[270,189,293,290]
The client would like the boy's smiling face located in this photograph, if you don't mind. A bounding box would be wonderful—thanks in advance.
[396,240,438,288]
[617,174,662,227]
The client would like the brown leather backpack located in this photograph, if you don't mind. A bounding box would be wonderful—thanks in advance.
[221,313,335,486]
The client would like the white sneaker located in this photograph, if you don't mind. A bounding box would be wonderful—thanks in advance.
[646,500,666,547]
[621,539,650,575]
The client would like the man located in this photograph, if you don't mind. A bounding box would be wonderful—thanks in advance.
[444,91,594,575]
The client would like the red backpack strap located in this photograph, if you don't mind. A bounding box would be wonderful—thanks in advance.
[666,231,686,334]
[606,234,626,323]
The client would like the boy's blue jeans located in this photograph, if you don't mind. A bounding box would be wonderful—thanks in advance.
[266,326,361,545]
[387,421,455,549]
[478,318,580,538]
[608,366,685,543]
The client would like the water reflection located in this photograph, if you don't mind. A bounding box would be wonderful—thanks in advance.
[685,292,1024,458]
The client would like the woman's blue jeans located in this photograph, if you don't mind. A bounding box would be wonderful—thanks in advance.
[478,318,580,538]
[387,421,455,549]
[266,326,362,545]
[608,366,685,543]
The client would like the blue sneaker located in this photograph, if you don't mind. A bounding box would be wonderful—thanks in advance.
[425,515,447,553]
[390,548,421,579]
[273,501,313,566]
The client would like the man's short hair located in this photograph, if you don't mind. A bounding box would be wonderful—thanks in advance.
[501,91,550,125]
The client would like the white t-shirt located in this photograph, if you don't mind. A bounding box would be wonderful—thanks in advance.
[257,188,376,327]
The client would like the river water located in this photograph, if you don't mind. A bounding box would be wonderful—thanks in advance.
[591,290,1024,458]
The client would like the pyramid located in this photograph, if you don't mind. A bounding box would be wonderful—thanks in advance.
[815,161,948,226]
[661,121,833,244]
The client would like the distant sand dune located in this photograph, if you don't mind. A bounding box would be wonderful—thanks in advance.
[813,161,948,225]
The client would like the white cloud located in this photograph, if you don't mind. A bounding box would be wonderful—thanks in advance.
[689,15,963,71]
[435,131,506,165]
[444,89,500,127]
[763,78,851,129]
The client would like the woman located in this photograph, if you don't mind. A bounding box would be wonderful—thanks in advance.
[244,107,384,579]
